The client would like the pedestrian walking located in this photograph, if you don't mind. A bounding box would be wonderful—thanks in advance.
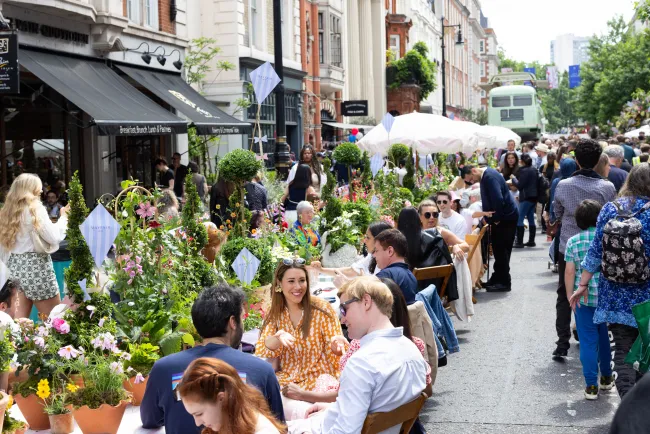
[512,154,538,248]
[551,139,616,358]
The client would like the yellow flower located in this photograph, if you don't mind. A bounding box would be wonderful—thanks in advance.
[36,387,50,400]
[251,229,257,235]
[37,379,50,390]
[226,219,231,224]
[219,225,225,230]
[66,383,79,393]
[6,395,13,410]
[235,202,241,207]
[215,204,221,210]
[230,212,237,218]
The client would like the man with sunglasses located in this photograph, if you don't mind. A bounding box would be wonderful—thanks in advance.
[465,165,519,292]
[435,191,468,240]
[288,276,427,434]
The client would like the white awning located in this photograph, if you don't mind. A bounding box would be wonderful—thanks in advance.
[322,122,375,131]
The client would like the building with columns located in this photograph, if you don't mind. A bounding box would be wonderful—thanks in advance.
[186,0,306,161]
[442,0,470,119]
[466,0,484,111]
[344,0,387,123]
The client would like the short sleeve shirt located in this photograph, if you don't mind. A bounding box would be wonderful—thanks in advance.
[160,169,175,188]
[564,227,599,307]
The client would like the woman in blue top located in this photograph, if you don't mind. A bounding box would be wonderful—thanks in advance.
[574,163,650,398]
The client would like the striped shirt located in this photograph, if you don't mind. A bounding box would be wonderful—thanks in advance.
[564,228,599,307]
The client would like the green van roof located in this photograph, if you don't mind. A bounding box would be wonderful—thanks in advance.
[489,85,536,96]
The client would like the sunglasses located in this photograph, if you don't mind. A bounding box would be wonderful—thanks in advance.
[282,258,306,266]
[423,212,440,219]
[339,297,360,317]
[436,200,448,205]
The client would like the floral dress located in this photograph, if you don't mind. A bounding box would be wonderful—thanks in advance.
[255,297,345,391]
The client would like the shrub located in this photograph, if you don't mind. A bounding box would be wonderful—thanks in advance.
[217,149,262,184]
[220,237,274,286]
[388,144,410,167]
[333,142,362,182]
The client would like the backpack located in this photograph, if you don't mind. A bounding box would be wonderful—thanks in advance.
[601,201,650,284]
[536,173,550,203]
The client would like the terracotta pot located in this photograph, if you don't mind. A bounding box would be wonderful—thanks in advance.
[49,412,75,434]
[123,376,148,406]
[14,393,50,430]
[72,400,128,434]
[70,374,85,389]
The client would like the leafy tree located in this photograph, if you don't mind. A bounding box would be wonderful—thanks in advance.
[360,151,372,189]
[574,17,650,128]
[332,142,362,182]
[459,108,488,125]
[388,42,438,99]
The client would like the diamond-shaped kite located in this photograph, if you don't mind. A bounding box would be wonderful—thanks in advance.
[231,248,261,286]
[382,112,395,135]
[249,62,281,104]
[80,205,121,269]
[78,279,91,302]
[370,153,385,178]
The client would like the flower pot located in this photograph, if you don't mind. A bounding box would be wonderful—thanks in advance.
[123,375,148,406]
[0,391,9,433]
[320,241,359,269]
[49,413,75,434]
[72,400,128,434]
[14,393,50,430]
[70,374,85,389]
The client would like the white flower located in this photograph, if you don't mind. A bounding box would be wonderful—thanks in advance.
[34,336,46,348]
[134,373,145,384]
[109,361,124,374]
[121,352,132,361]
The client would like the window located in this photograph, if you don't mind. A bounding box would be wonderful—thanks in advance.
[479,40,485,53]
[481,90,486,97]
[501,109,524,121]
[128,0,158,29]
[318,12,324,64]
[330,16,342,67]
[389,34,400,60]
[480,62,485,77]
[251,0,259,48]
[513,95,533,107]
[491,96,511,107]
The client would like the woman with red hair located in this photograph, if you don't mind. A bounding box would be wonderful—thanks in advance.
[177,357,287,434]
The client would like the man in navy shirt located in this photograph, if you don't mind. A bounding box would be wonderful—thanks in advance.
[374,229,418,304]
[140,283,284,434]
[466,165,519,292]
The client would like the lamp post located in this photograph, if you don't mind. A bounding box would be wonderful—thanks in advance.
[440,17,464,118]
[272,0,291,178]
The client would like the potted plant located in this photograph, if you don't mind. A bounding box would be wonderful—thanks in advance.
[66,334,132,434]
[332,142,362,183]
[320,209,362,268]
[122,343,160,405]
[39,379,77,434]
[2,395,28,434]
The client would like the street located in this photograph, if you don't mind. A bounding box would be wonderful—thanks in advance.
[421,239,620,434]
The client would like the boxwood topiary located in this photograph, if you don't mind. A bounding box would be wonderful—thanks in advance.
[217,149,262,184]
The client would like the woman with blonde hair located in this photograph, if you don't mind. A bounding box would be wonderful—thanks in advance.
[0,174,69,318]
[255,259,346,420]
[177,357,287,434]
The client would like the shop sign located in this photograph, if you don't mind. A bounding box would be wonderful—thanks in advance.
[10,18,89,45]
[0,33,19,94]
[342,100,368,116]
[208,126,244,135]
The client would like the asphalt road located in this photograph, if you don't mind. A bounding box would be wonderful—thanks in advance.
[421,238,620,434]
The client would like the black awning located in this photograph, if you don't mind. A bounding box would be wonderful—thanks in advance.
[19,49,187,136]
[116,65,251,136]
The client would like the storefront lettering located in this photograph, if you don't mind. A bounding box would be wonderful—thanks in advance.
[210,126,241,135]
[169,90,219,119]
[119,125,174,135]
[10,18,89,45]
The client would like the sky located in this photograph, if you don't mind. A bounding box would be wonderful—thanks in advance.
[479,0,637,64]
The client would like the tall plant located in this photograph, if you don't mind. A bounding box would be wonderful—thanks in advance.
[403,147,415,190]
[332,142,362,183]
[64,172,94,304]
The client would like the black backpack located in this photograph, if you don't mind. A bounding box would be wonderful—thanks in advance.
[537,173,550,203]
[601,201,650,284]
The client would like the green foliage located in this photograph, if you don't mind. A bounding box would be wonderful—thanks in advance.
[3,411,27,434]
[64,172,94,304]
[459,108,488,126]
[182,173,208,250]
[0,329,12,372]
[615,89,650,131]
[389,42,437,99]
[388,144,410,167]
[127,343,160,376]
[635,0,650,24]
[321,158,337,200]
[360,151,372,189]
[403,148,415,190]
[67,357,129,409]
[220,237,274,286]
[218,149,262,184]
[575,17,650,128]
[185,37,235,87]
[332,142,362,166]
[341,201,376,233]
[323,209,362,254]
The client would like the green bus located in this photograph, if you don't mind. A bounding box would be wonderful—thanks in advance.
[481,72,548,141]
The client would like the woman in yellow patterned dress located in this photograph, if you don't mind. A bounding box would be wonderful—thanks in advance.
[255,259,347,420]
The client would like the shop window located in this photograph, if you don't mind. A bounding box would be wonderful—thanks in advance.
[144,0,159,29]
[318,12,324,64]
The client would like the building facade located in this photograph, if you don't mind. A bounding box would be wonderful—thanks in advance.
[479,14,498,110]
[0,0,202,200]
[550,33,590,72]
[466,0,484,111]
[343,0,386,123]
[442,0,470,119]
[187,0,305,161]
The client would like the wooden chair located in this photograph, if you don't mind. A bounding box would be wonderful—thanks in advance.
[413,264,454,298]
[360,392,428,434]
[465,225,488,303]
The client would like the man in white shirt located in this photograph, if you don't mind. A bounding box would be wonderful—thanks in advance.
[498,139,521,168]
[435,191,468,239]
[288,276,427,434]
[535,143,550,170]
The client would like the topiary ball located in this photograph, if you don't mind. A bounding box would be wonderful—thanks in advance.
[218,149,263,183]
[332,142,362,166]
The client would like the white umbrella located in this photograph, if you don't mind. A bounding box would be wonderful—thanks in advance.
[464,125,522,153]
[358,113,466,155]
[624,125,650,138]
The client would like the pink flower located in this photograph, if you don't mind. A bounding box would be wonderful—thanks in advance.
[109,362,124,374]
[52,318,70,334]
[34,336,45,348]
[134,373,145,384]
[136,202,157,219]
[58,345,81,360]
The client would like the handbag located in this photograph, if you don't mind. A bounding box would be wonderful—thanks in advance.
[624,299,650,374]
[546,221,560,238]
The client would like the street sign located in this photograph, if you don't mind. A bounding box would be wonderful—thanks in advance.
[569,65,581,89]
[342,100,368,116]
[0,33,19,94]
